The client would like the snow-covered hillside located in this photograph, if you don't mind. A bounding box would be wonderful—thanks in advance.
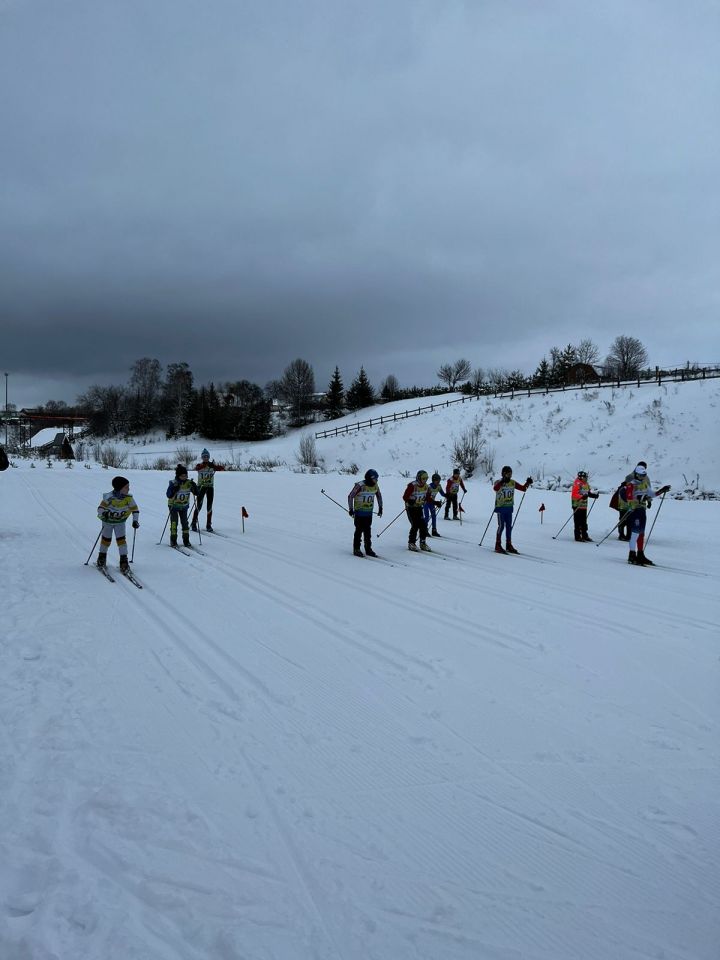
[82,378,720,495]
[1,382,719,960]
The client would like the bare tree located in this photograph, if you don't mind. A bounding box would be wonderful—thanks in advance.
[605,336,649,379]
[279,358,315,426]
[486,367,509,392]
[437,358,472,390]
[380,374,400,401]
[469,367,485,394]
[575,338,600,367]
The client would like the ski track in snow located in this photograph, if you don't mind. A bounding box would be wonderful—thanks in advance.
[0,465,718,960]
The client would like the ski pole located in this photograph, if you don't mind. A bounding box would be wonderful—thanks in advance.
[511,490,528,532]
[596,511,629,547]
[552,496,599,540]
[157,510,171,545]
[130,525,137,563]
[192,498,202,545]
[84,530,102,565]
[376,507,406,538]
[552,508,577,540]
[321,488,347,513]
[458,491,466,525]
[478,507,495,546]
[644,492,667,548]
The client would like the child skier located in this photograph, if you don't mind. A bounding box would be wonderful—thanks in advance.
[348,469,383,557]
[571,470,599,542]
[444,468,467,520]
[492,466,532,554]
[619,464,671,565]
[424,473,446,536]
[96,476,140,571]
[191,448,225,532]
[403,470,433,552]
[167,464,199,548]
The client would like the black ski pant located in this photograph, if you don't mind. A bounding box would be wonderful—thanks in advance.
[407,505,429,544]
[573,508,589,540]
[444,494,459,519]
[353,514,373,551]
[170,506,190,543]
[617,508,631,540]
[192,487,214,528]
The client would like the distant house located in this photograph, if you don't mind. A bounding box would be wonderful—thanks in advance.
[37,432,75,459]
[566,362,599,384]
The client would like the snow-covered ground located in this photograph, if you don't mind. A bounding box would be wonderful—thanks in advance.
[1,383,719,960]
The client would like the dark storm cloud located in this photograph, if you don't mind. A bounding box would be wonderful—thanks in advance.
[1,0,719,406]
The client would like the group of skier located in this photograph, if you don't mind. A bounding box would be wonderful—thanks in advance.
[94,449,223,571]
[345,461,670,566]
[91,447,671,572]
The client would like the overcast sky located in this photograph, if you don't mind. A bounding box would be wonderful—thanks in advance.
[1,0,719,408]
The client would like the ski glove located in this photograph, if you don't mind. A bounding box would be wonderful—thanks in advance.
[525,477,533,486]
[349,509,354,517]
[378,510,383,517]
[101,511,109,521]
[132,520,140,528]
[658,485,671,495]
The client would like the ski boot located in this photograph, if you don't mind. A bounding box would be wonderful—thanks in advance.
[191,521,198,532]
[119,556,130,572]
[628,550,639,564]
[206,525,213,533]
[495,537,506,554]
[408,542,419,552]
[353,549,364,557]
[582,534,593,542]
[183,534,191,548]
[637,550,654,566]
[365,548,377,558]
[170,536,178,547]
[505,543,519,554]
[431,528,441,537]
[96,553,107,568]
[420,541,432,552]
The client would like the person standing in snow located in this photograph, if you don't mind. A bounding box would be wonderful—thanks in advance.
[0,447,9,471]
[571,470,599,542]
[191,448,224,532]
[96,476,140,571]
[348,469,383,557]
[403,470,433,552]
[619,464,671,565]
[614,460,647,541]
[167,465,198,548]
[444,468,467,520]
[492,466,532,554]
[424,473,446,536]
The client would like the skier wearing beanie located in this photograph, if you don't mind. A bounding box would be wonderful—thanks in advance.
[403,470,433,551]
[347,469,383,557]
[424,473,446,536]
[444,468,467,520]
[191,448,225,532]
[166,465,199,548]
[571,469,599,542]
[96,476,140,571]
[619,464,670,565]
[492,466,532,554]
[615,460,648,541]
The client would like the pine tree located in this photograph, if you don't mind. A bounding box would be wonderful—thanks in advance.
[346,367,375,411]
[325,367,345,420]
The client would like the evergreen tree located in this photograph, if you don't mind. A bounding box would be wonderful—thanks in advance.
[533,357,551,387]
[325,367,345,420]
[345,366,375,411]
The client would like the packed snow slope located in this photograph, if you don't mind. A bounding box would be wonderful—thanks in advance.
[2,385,719,960]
